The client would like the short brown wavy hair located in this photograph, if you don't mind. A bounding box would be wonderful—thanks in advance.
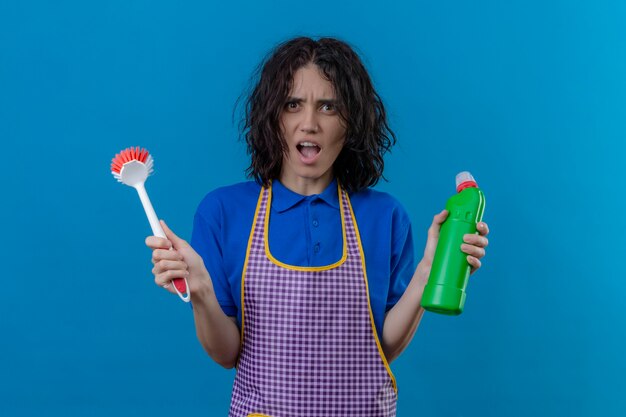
[239,36,396,193]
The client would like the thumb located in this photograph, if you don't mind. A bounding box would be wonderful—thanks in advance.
[424,209,448,260]
[428,210,448,238]
[160,220,188,250]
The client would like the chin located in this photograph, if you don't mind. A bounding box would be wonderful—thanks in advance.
[284,163,332,183]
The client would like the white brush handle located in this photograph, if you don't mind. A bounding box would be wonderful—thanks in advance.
[135,183,190,303]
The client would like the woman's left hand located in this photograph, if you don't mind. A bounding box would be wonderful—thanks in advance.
[422,210,490,276]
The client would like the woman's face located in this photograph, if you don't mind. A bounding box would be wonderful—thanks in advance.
[279,63,347,195]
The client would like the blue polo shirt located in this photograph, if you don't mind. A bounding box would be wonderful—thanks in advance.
[190,178,416,338]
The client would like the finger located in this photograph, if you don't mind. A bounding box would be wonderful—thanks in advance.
[428,210,449,237]
[467,255,481,275]
[152,259,188,275]
[154,269,189,288]
[152,248,184,264]
[477,222,490,236]
[435,209,449,224]
[159,280,179,295]
[461,244,486,259]
[463,234,489,248]
[145,235,172,250]
[160,220,189,250]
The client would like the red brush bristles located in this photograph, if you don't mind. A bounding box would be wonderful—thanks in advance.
[111,147,150,173]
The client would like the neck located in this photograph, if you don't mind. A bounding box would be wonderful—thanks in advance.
[278,171,333,196]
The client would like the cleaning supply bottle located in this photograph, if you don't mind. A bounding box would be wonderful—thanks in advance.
[421,171,486,315]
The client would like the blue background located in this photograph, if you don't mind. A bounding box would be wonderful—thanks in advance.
[1,1,624,416]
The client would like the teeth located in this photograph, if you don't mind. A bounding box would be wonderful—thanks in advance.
[299,142,318,147]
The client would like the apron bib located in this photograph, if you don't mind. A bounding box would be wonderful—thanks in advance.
[228,183,397,417]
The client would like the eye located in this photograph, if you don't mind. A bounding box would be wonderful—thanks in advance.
[285,101,299,111]
[321,103,336,112]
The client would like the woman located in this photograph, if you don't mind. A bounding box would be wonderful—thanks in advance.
[146,37,489,416]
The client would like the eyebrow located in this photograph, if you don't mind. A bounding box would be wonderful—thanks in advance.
[287,96,338,105]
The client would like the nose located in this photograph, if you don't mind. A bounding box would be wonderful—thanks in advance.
[299,106,319,134]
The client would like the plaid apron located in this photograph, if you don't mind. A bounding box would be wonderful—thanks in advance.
[228,184,397,417]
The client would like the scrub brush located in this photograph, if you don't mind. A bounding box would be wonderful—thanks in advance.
[111,147,190,302]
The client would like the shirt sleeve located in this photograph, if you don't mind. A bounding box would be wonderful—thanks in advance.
[190,195,238,317]
[386,207,415,312]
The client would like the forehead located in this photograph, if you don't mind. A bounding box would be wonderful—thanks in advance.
[290,64,336,97]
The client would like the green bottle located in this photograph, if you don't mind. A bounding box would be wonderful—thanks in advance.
[421,171,486,315]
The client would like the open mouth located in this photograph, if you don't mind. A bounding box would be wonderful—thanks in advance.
[296,141,321,160]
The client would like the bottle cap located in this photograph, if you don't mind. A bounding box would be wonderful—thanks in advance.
[456,171,478,193]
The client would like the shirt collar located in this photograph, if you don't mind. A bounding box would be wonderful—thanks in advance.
[272,178,340,213]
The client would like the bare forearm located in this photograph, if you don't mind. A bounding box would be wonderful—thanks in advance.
[190,275,241,369]
[382,261,430,362]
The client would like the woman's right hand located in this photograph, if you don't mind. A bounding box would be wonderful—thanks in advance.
[145,220,213,298]
[146,220,240,367]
